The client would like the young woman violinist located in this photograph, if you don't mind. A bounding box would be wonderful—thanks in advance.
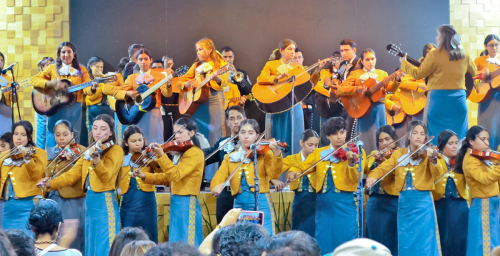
[38,114,122,256]
[282,129,319,238]
[455,126,500,256]
[211,119,283,236]
[34,57,55,149]
[432,129,468,256]
[338,48,403,152]
[400,25,477,144]
[366,120,445,256]
[0,120,47,237]
[119,125,162,243]
[135,117,204,246]
[364,125,399,256]
[475,34,500,150]
[288,117,364,254]
[45,119,86,252]
[31,42,92,148]
[0,52,15,137]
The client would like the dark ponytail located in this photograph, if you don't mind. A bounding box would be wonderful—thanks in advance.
[174,117,201,148]
[301,129,319,142]
[87,56,104,80]
[121,125,145,155]
[376,125,398,150]
[437,129,457,152]
[239,119,260,134]
[455,125,487,174]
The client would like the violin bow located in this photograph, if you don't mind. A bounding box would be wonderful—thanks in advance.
[217,132,267,191]
[45,139,76,172]
[283,133,361,189]
[0,146,19,161]
[366,135,407,161]
[366,136,435,190]
[205,134,238,161]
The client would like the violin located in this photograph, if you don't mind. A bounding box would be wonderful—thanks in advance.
[147,140,194,154]
[469,150,500,163]
[411,144,440,161]
[247,139,289,158]
[91,141,115,158]
[333,143,359,162]
[10,146,36,161]
[59,142,81,160]
[375,149,397,164]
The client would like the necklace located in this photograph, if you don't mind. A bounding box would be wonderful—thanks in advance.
[35,240,56,245]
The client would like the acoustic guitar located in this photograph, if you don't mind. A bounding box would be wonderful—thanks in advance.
[341,70,404,119]
[252,57,333,114]
[468,61,500,103]
[115,66,188,125]
[224,93,255,110]
[178,64,234,115]
[32,76,117,116]
[386,92,406,125]
[0,78,31,103]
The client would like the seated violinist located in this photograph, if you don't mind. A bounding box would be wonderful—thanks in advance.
[287,117,365,254]
[210,119,283,236]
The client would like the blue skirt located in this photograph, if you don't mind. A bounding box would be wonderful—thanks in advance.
[266,103,304,156]
[85,189,120,256]
[234,191,276,236]
[467,196,500,256]
[0,196,37,237]
[366,193,399,256]
[478,90,500,149]
[169,194,203,247]
[48,190,85,253]
[35,113,48,149]
[137,108,164,144]
[192,89,226,145]
[291,177,316,238]
[425,90,468,144]
[435,196,469,256]
[315,184,357,254]
[398,189,441,256]
[0,103,12,137]
[356,103,386,153]
[115,113,126,145]
[47,102,83,148]
[120,179,158,243]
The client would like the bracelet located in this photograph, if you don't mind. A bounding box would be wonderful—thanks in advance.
[216,224,223,229]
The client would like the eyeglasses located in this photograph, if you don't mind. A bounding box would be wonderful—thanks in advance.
[487,44,499,48]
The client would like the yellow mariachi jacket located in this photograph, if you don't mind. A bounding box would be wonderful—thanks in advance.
[289,145,366,193]
[365,151,398,196]
[31,64,90,103]
[144,146,204,196]
[178,60,229,91]
[474,55,500,71]
[431,156,468,200]
[51,145,123,192]
[338,69,400,98]
[211,149,283,195]
[1,73,14,107]
[45,145,86,198]
[367,147,446,192]
[84,73,124,106]
[119,153,163,194]
[0,148,47,199]
[463,149,500,199]
[283,152,317,191]
[256,60,319,85]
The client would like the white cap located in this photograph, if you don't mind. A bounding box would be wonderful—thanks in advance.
[331,238,392,256]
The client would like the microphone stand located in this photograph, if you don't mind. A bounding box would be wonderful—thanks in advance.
[9,68,21,124]
[290,75,296,154]
[355,142,364,238]
[250,142,259,211]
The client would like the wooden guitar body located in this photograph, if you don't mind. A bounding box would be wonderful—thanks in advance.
[386,95,406,125]
[341,77,385,119]
[31,80,75,116]
[178,86,209,115]
[468,63,500,103]
[399,89,426,116]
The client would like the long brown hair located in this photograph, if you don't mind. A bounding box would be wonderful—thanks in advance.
[90,114,116,144]
[437,25,465,61]
[196,38,224,69]
[55,41,83,77]
[269,39,297,61]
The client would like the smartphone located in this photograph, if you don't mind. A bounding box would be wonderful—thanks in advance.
[237,210,264,226]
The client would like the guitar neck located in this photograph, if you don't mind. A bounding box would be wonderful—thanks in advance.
[67,77,106,93]
[406,56,421,67]
[195,67,228,92]
[370,71,400,92]
[140,74,172,99]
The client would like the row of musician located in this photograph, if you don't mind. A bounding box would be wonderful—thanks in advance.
[1,25,500,156]
[0,106,499,256]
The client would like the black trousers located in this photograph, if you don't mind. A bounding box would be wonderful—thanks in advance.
[216,188,235,223]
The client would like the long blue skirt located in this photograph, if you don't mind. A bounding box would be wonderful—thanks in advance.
[424,90,468,145]
[266,103,304,156]
[169,194,203,247]
[85,189,120,256]
[366,193,399,256]
[234,191,276,236]
[435,196,469,256]
[35,113,48,149]
[120,178,158,243]
[0,193,37,237]
[47,102,82,148]
[115,113,126,145]
[315,176,357,254]
[291,177,316,238]
[398,189,441,256]
[86,104,114,144]
[478,90,500,150]
[137,108,164,144]
[0,103,12,137]
[356,103,386,153]
[48,190,85,253]
[192,89,226,145]
[467,196,500,256]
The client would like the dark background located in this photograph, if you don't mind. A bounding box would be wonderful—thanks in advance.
[70,0,449,81]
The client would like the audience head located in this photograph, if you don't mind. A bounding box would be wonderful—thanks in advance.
[119,240,156,256]
[27,199,63,240]
[109,227,150,256]
[0,229,16,256]
[257,230,320,256]
[340,39,357,61]
[491,246,500,256]
[211,222,268,256]
[144,242,200,256]
[331,238,391,256]
[5,229,35,256]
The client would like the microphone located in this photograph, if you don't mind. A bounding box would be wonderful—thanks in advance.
[2,62,18,74]
[356,140,364,148]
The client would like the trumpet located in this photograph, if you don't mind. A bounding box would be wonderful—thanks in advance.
[228,66,244,83]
